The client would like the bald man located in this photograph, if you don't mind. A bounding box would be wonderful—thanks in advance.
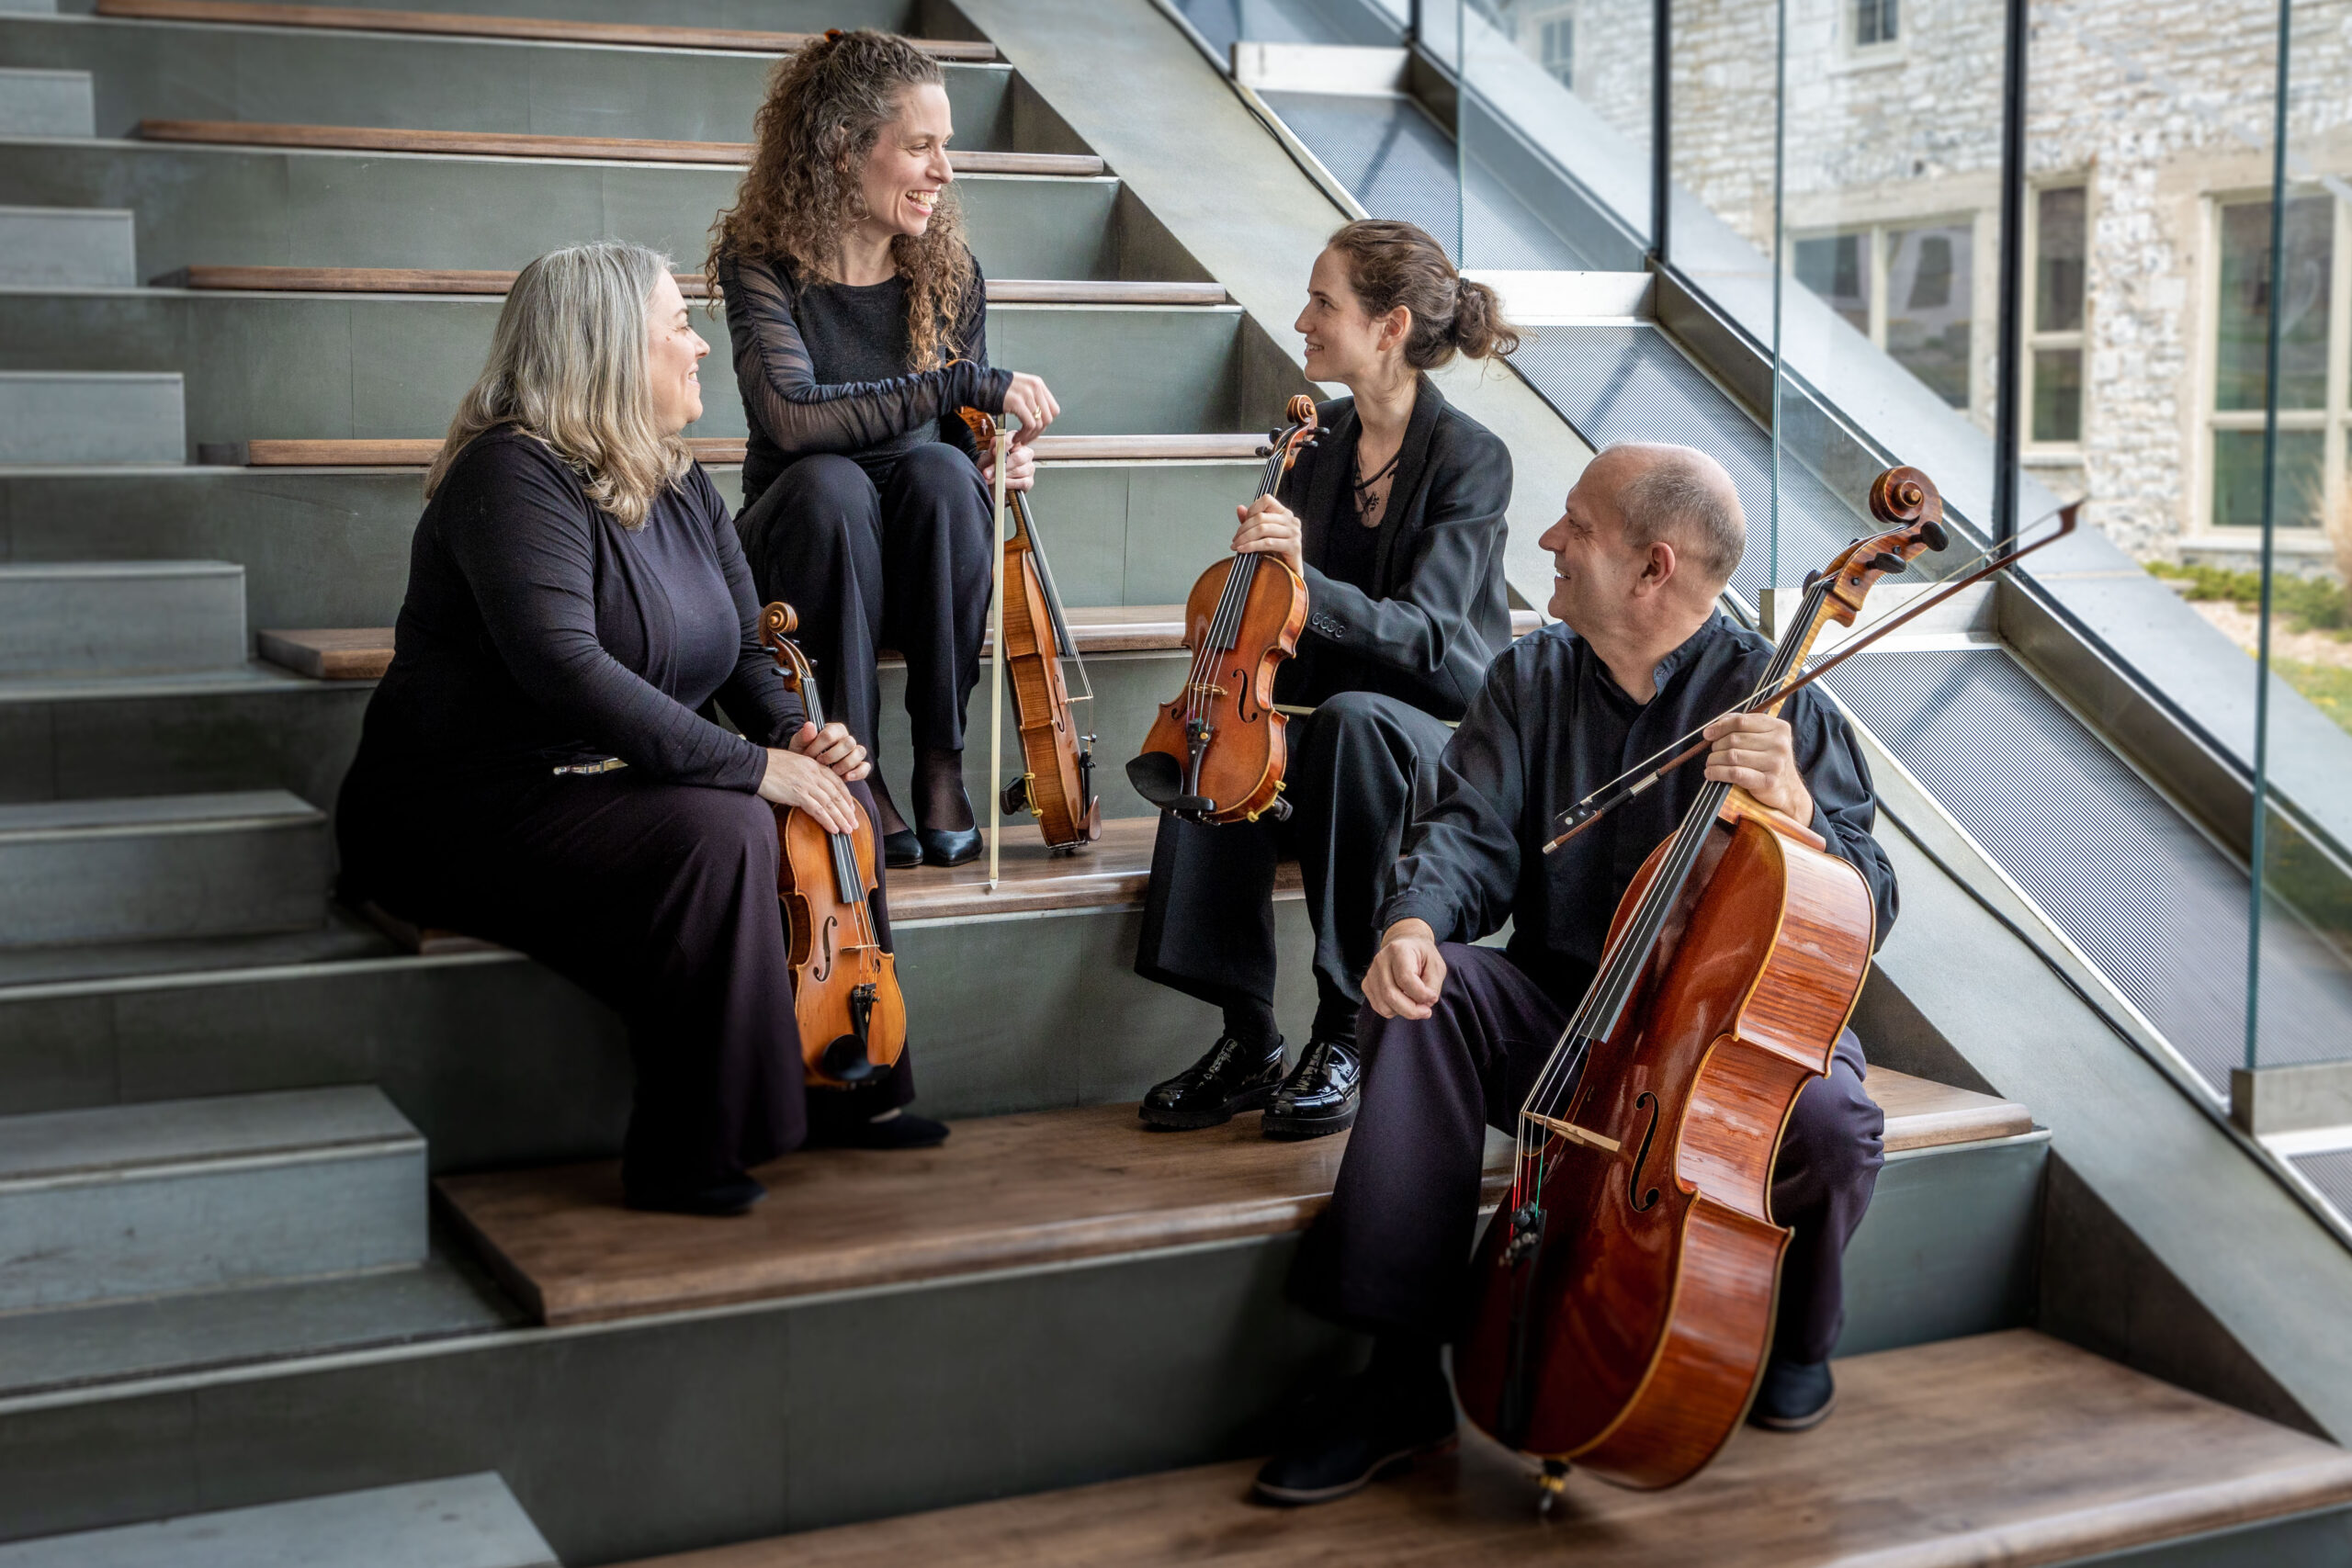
[1255,444,1897,1505]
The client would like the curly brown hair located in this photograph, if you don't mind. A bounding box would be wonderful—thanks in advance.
[708,29,977,370]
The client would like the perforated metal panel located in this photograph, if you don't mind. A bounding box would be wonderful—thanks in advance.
[1259,91,1588,268]
[2291,1148,2352,1224]
[1829,649,2352,1092]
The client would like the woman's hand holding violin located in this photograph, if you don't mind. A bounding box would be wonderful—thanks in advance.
[1001,372,1059,440]
[760,726,865,835]
[1232,494,1305,581]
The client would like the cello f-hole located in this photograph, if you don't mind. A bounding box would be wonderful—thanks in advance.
[1629,1091,1662,1213]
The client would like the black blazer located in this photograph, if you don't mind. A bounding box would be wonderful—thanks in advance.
[1273,375,1515,721]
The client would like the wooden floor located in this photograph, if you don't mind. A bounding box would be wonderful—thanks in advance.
[618,1331,2352,1568]
[437,1069,2029,1327]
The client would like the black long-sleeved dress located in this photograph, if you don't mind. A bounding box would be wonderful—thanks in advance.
[336,429,911,1192]
[718,246,1011,770]
[1134,376,1517,1047]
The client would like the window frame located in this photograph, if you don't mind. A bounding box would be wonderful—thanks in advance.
[2194,185,2352,543]
[1787,212,1984,418]
[2022,176,2091,458]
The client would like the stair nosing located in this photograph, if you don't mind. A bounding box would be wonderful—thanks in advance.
[0,1134,426,1193]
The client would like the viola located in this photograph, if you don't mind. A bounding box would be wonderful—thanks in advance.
[758,602,908,1089]
[956,407,1101,852]
[1127,394,1320,825]
[1453,468,1951,1494]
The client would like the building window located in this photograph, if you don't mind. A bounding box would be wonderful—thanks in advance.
[2027,184,2087,447]
[1855,0,1899,47]
[1539,16,1574,88]
[2207,192,2346,531]
[1792,219,1975,412]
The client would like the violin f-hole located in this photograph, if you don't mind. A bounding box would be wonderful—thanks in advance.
[813,915,837,982]
[1628,1091,1662,1213]
[1232,662,1261,722]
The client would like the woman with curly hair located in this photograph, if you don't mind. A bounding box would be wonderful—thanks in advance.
[712,28,1058,869]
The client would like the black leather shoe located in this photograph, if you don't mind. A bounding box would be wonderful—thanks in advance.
[1253,1369,1458,1506]
[1139,1033,1287,1129]
[804,1109,950,1151]
[918,826,983,867]
[622,1174,767,1217]
[882,829,924,870]
[1261,1033,1360,1140]
[1748,1356,1836,1431]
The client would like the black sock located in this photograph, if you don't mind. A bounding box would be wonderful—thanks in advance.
[911,746,973,830]
[1221,1000,1280,1052]
[1311,985,1362,1046]
[1367,1331,1443,1393]
[867,772,909,838]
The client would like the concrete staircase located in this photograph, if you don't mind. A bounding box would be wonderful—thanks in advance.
[0,0,2347,1564]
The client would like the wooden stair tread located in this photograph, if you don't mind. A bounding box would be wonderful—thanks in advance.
[151,266,1227,306]
[136,119,1098,175]
[257,610,1544,682]
[888,817,1301,921]
[1870,1067,2033,1151]
[95,0,999,58]
[616,1330,2352,1568]
[225,434,1269,468]
[437,1066,2021,1327]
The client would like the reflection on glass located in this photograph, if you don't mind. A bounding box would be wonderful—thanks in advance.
[1886,222,1973,409]
[2214,429,2324,531]
[2215,196,2333,412]
[1794,232,1870,333]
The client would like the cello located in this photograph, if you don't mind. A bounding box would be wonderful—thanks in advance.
[956,406,1102,852]
[758,601,908,1089]
[1127,394,1319,824]
[1453,468,1950,1492]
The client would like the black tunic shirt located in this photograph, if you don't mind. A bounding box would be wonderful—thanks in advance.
[713,245,1013,510]
[1376,613,1899,1012]
[344,430,805,820]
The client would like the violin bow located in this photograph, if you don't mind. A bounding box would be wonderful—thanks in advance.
[1541,500,2081,855]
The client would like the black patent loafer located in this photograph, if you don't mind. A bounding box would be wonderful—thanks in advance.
[1261,1034,1360,1140]
[622,1174,767,1217]
[1748,1356,1836,1431]
[1139,1033,1287,1130]
[882,829,924,870]
[918,826,983,867]
[1252,1370,1458,1506]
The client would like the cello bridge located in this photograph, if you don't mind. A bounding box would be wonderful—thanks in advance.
[1526,1111,1621,1155]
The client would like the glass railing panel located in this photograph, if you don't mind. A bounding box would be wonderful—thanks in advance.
[2252,0,2352,1075]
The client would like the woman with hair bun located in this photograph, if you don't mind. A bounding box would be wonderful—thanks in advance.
[711,28,1060,869]
[338,241,945,1221]
[1135,217,1522,1144]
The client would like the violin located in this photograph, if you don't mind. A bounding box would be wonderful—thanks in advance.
[758,602,908,1089]
[1453,468,1951,1494]
[956,407,1101,852]
[1127,394,1320,825]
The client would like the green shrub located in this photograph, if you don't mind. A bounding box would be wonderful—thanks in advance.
[2146,560,2349,637]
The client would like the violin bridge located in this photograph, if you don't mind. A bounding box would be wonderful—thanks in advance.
[1526,1112,1621,1155]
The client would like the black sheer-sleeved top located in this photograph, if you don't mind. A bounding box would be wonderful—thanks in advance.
[1272,375,1515,721]
[713,244,1014,510]
[1375,614,1900,1012]
[343,429,807,817]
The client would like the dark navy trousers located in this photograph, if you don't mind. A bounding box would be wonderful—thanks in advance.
[1294,942,1884,1363]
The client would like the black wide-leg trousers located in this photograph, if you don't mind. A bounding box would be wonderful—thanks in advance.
[345,773,913,1191]
[1134,691,1455,1038]
[1294,942,1883,1363]
[733,444,994,764]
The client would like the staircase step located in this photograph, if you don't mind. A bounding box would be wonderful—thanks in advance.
[0,560,244,677]
[0,66,90,136]
[439,1069,2027,1327]
[0,1085,424,1313]
[0,370,183,465]
[137,118,1102,173]
[0,204,136,287]
[96,0,993,60]
[616,1331,2352,1568]
[0,789,329,946]
[155,265,1226,305]
[0,1472,557,1568]
[0,141,1129,278]
[228,434,1270,467]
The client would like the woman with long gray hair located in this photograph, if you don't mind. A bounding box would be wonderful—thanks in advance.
[337,241,947,1219]
[711,28,1061,870]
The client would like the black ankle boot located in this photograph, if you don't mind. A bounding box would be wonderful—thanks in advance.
[1261,1033,1360,1140]
[1748,1355,1836,1430]
[1139,1033,1287,1130]
[1252,1362,1457,1506]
